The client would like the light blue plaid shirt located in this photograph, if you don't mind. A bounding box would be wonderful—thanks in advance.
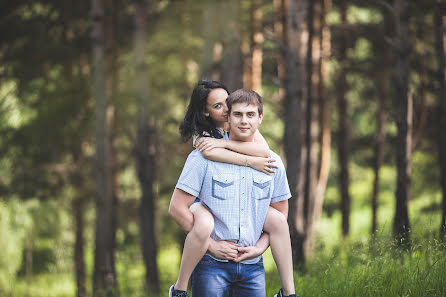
[176,149,291,264]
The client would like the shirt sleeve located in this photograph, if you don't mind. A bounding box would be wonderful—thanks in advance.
[176,150,208,197]
[270,155,292,203]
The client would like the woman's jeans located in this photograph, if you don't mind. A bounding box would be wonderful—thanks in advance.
[191,255,266,297]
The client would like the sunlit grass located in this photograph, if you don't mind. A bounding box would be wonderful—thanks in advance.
[4,160,445,297]
[8,273,74,297]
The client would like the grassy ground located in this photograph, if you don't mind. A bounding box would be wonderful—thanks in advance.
[4,165,446,297]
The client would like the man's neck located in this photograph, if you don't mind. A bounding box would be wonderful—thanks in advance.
[228,134,255,142]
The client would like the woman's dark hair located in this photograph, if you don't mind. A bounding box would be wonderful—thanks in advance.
[179,80,229,142]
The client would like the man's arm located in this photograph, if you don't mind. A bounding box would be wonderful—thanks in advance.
[168,188,197,233]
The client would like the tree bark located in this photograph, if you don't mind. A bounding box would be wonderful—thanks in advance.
[371,7,392,235]
[336,0,351,237]
[91,0,118,295]
[200,0,220,80]
[220,0,243,92]
[435,0,446,238]
[371,74,386,235]
[302,0,321,258]
[281,0,309,269]
[313,0,331,248]
[393,0,411,247]
[244,0,263,94]
[73,194,86,297]
[134,0,160,293]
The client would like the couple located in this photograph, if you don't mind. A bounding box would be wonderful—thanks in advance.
[169,80,299,297]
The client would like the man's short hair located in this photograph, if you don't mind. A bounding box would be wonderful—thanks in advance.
[226,89,263,115]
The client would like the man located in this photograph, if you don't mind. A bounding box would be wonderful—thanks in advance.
[169,89,292,296]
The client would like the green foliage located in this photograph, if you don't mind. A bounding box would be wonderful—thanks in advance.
[0,0,444,296]
[0,199,33,291]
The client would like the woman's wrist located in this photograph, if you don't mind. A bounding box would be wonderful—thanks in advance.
[245,155,253,167]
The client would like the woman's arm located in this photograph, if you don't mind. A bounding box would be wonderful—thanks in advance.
[201,147,278,175]
[195,130,270,158]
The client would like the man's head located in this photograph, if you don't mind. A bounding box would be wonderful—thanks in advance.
[226,89,264,142]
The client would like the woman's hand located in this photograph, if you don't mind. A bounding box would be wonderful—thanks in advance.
[208,239,239,261]
[234,232,270,262]
[248,157,279,175]
[196,137,226,152]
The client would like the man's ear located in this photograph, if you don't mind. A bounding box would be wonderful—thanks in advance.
[259,113,263,124]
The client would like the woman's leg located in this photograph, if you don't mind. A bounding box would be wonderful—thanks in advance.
[263,207,295,296]
[175,202,214,291]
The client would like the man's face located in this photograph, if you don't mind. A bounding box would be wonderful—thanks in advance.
[228,102,263,142]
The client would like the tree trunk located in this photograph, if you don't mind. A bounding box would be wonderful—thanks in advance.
[244,0,263,94]
[336,0,350,237]
[393,0,411,247]
[435,0,446,238]
[200,0,220,80]
[313,0,331,248]
[91,0,118,295]
[301,0,320,259]
[73,195,86,297]
[274,0,286,101]
[220,0,243,92]
[134,0,160,293]
[372,7,392,235]
[281,0,309,269]
[105,0,119,284]
[371,74,387,235]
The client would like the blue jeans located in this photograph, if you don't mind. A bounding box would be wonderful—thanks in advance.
[191,255,266,297]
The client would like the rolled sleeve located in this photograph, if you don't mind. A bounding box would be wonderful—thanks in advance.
[270,153,292,203]
[175,150,208,196]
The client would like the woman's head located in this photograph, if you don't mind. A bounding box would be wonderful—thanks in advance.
[179,80,229,142]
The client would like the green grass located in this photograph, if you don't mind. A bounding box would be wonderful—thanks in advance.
[3,162,445,297]
[265,238,446,297]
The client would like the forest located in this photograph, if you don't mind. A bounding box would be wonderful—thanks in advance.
[1,0,445,296]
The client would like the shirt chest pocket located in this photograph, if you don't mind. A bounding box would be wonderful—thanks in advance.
[212,174,235,200]
[252,174,272,200]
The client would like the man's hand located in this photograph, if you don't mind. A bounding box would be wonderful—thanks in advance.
[208,239,239,261]
[234,232,270,262]
[234,245,263,262]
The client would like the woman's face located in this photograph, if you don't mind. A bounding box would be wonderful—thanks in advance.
[205,88,229,128]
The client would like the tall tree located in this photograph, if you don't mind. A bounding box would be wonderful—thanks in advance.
[133,0,160,293]
[281,0,309,268]
[393,0,412,246]
[312,0,332,251]
[335,0,351,237]
[300,0,321,258]
[244,0,264,94]
[435,0,446,238]
[91,0,118,295]
[371,5,392,235]
[200,0,220,80]
[220,0,243,91]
